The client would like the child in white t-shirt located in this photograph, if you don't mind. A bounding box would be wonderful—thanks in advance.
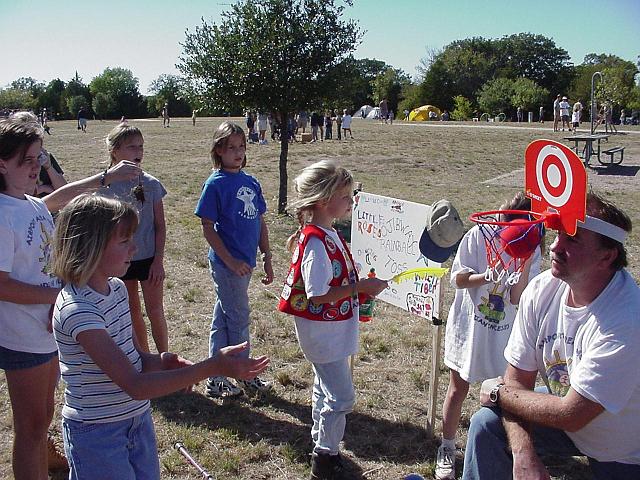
[435,192,542,480]
[278,160,386,480]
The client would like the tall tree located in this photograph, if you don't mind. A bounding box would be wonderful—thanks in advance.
[149,74,192,117]
[178,0,362,213]
[38,79,66,118]
[89,68,144,119]
[372,68,411,114]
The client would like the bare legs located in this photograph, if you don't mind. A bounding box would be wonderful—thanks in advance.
[125,279,168,353]
[6,356,59,480]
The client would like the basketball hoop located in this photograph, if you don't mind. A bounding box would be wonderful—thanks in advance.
[469,210,545,285]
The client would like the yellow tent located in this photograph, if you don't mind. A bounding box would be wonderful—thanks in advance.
[409,105,441,121]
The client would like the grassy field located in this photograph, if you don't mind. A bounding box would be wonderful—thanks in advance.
[1,116,638,479]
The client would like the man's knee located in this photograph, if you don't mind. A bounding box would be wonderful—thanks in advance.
[468,406,505,440]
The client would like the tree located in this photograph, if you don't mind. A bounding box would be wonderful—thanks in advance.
[178,0,362,213]
[149,74,192,117]
[371,68,411,113]
[89,68,144,119]
[92,92,115,119]
[0,88,35,110]
[477,78,515,115]
[39,79,66,119]
[67,95,89,118]
[511,78,549,113]
[451,95,474,120]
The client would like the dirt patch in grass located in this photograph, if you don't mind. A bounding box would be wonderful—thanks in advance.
[2,118,638,479]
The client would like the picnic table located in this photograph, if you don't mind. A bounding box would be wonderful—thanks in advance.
[564,134,610,166]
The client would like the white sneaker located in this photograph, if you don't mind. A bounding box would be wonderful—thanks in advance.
[237,376,272,393]
[434,445,456,480]
[206,376,243,398]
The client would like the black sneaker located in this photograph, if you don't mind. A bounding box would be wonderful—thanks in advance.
[310,453,354,480]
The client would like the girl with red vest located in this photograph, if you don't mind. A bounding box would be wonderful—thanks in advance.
[278,160,387,480]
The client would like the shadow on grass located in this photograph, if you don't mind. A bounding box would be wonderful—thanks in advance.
[152,389,438,470]
[589,164,640,176]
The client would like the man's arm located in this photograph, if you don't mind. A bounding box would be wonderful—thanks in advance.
[497,365,604,432]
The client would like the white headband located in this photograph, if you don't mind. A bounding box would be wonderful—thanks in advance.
[579,215,628,244]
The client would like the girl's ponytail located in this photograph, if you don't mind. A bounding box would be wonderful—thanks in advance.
[286,210,306,252]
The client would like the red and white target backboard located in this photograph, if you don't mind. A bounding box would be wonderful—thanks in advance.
[525,139,586,235]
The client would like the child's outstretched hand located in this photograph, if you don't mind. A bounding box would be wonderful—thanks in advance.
[358,278,388,297]
[107,160,142,184]
[161,352,194,393]
[213,342,270,381]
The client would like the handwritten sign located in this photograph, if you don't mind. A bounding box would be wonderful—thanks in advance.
[350,192,446,321]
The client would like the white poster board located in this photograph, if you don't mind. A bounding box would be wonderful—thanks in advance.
[350,192,446,322]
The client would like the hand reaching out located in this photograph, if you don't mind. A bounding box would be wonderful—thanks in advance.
[212,342,270,380]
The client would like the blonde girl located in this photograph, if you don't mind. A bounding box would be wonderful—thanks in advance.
[195,121,273,398]
[52,194,269,479]
[103,123,168,353]
[0,115,140,479]
[278,160,387,480]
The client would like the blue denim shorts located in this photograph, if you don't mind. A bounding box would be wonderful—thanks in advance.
[0,344,57,371]
[62,409,159,480]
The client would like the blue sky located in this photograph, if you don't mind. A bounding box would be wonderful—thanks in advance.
[1,0,638,94]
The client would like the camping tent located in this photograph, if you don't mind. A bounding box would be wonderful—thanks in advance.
[409,105,441,121]
[355,105,374,118]
[366,107,381,119]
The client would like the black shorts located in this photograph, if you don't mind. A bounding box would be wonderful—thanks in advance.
[120,257,154,281]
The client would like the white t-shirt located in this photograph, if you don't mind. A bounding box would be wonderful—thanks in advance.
[444,225,541,383]
[559,101,571,116]
[0,193,60,353]
[572,111,580,124]
[294,227,358,364]
[506,270,640,464]
[54,278,150,423]
[341,115,352,129]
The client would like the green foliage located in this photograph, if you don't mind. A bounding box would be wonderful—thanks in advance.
[149,74,192,117]
[477,78,515,115]
[67,95,89,117]
[91,92,116,119]
[0,88,36,110]
[39,79,66,119]
[178,0,362,213]
[371,68,411,113]
[397,83,422,114]
[89,68,144,119]
[511,78,549,111]
[451,95,474,120]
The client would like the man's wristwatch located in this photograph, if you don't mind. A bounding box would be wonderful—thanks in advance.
[489,382,505,404]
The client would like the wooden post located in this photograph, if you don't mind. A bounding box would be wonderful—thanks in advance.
[426,282,445,435]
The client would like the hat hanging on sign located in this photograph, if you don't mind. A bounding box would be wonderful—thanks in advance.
[419,200,465,263]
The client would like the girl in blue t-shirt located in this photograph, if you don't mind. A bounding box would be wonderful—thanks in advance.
[195,121,274,398]
[52,194,269,478]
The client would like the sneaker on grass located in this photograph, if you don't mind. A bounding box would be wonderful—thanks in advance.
[434,444,456,480]
[206,376,243,398]
[237,376,272,393]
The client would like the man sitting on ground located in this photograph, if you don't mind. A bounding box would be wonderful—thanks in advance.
[463,192,640,480]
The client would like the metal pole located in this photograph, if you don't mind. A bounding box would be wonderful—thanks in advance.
[591,71,602,135]
[174,442,215,480]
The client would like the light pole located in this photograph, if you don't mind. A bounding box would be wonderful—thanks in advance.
[590,71,602,135]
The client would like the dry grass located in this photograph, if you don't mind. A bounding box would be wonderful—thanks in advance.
[2,117,639,479]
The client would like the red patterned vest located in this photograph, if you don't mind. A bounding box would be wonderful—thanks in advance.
[278,224,358,321]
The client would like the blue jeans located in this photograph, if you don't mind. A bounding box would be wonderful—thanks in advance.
[463,397,640,479]
[311,359,356,455]
[62,409,159,480]
[209,260,251,368]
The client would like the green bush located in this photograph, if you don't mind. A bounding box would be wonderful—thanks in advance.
[451,95,474,120]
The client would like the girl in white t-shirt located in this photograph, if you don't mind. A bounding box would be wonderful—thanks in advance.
[278,160,386,480]
[51,194,269,478]
[434,192,542,480]
[341,109,353,139]
[0,114,141,478]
